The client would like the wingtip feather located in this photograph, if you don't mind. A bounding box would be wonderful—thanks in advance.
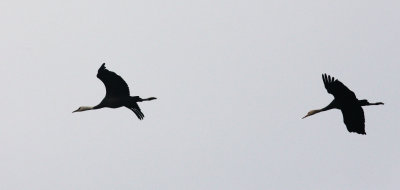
[99,63,106,70]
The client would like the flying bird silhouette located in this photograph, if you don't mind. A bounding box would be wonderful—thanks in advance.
[73,63,156,120]
[302,74,383,134]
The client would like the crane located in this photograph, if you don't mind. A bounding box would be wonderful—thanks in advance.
[302,74,383,134]
[73,63,156,120]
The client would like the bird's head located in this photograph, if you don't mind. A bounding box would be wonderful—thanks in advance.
[302,110,319,119]
[72,106,93,113]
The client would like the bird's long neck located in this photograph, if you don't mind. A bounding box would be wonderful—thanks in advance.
[310,106,331,115]
[92,104,103,109]
[321,100,336,111]
[303,101,336,119]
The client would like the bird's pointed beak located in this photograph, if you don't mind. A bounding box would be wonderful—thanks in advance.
[72,108,79,113]
[302,110,318,119]
[302,113,310,119]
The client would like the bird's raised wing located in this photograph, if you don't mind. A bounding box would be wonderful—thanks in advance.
[341,105,366,134]
[97,63,130,97]
[322,74,357,100]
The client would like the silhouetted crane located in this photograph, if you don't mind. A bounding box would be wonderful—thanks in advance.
[302,74,383,134]
[73,63,156,120]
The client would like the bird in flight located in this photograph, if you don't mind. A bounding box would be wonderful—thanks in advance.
[302,74,383,134]
[73,63,156,120]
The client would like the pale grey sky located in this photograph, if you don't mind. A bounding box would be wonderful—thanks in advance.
[0,0,399,189]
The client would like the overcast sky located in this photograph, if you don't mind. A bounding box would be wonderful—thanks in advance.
[1,0,399,189]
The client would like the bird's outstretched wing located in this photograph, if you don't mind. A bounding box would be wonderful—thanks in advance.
[341,105,366,134]
[126,103,144,120]
[97,63,130,97]
[322,74,366,134]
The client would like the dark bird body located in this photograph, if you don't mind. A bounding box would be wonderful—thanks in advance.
[73,63,156,120]
[303,74,383,134]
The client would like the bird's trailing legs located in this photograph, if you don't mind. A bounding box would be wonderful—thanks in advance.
[358,99,384,106]
[141,97,157,101]
[133,96,157,102]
